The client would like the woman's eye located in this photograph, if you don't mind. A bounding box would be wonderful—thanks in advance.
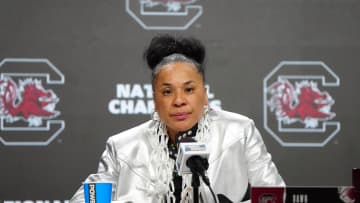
[185,87,194,93]
[162,89,172,95]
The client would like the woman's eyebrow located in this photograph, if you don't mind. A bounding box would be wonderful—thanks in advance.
[184,80,194,85]
[161,82,172,86]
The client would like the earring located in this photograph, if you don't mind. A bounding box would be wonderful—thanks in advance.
[203,105,210,113]
[151,111,160,121]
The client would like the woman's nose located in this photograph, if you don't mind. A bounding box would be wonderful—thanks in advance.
[173,92,186,107]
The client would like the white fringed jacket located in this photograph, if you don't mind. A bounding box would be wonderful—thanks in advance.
[70,109,285,203]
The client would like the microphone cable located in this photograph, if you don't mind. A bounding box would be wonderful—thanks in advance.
[202,176,218,203]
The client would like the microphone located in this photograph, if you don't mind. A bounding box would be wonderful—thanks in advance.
[176,138,218,203]
[175,138,210,177]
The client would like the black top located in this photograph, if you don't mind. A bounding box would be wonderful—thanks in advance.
[167,124,198,203]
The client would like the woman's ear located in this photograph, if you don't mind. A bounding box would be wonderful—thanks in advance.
[153,92,158,111]
[204,86,209,105]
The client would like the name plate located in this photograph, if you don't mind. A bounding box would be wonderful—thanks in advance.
[251,186,356,203]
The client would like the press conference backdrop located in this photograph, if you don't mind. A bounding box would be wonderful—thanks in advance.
[1,0,359,202]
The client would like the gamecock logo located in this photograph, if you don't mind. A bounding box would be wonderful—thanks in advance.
[267,80,335,128]
[126,0,203,30]
[0,58,65,146]
[0,77,59,126]
[263,61,340,147]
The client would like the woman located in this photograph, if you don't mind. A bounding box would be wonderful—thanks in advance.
[70,34,285,203]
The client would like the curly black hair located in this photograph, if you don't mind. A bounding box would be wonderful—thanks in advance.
[143,34,206,84]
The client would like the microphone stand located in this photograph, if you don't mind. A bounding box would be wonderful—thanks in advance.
[188,156,209,203]
[190,169,200,203]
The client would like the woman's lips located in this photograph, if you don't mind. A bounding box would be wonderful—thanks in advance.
[171,112,190,120]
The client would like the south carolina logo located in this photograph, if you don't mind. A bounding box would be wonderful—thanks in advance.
[126,0,203,30]
[263,61,340,147]
[0,58,65,146]
[0,77,59,125]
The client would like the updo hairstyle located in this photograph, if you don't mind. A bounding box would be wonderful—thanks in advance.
[143,34,206,85]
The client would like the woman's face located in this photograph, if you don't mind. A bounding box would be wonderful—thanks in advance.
[153,62,208,137]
